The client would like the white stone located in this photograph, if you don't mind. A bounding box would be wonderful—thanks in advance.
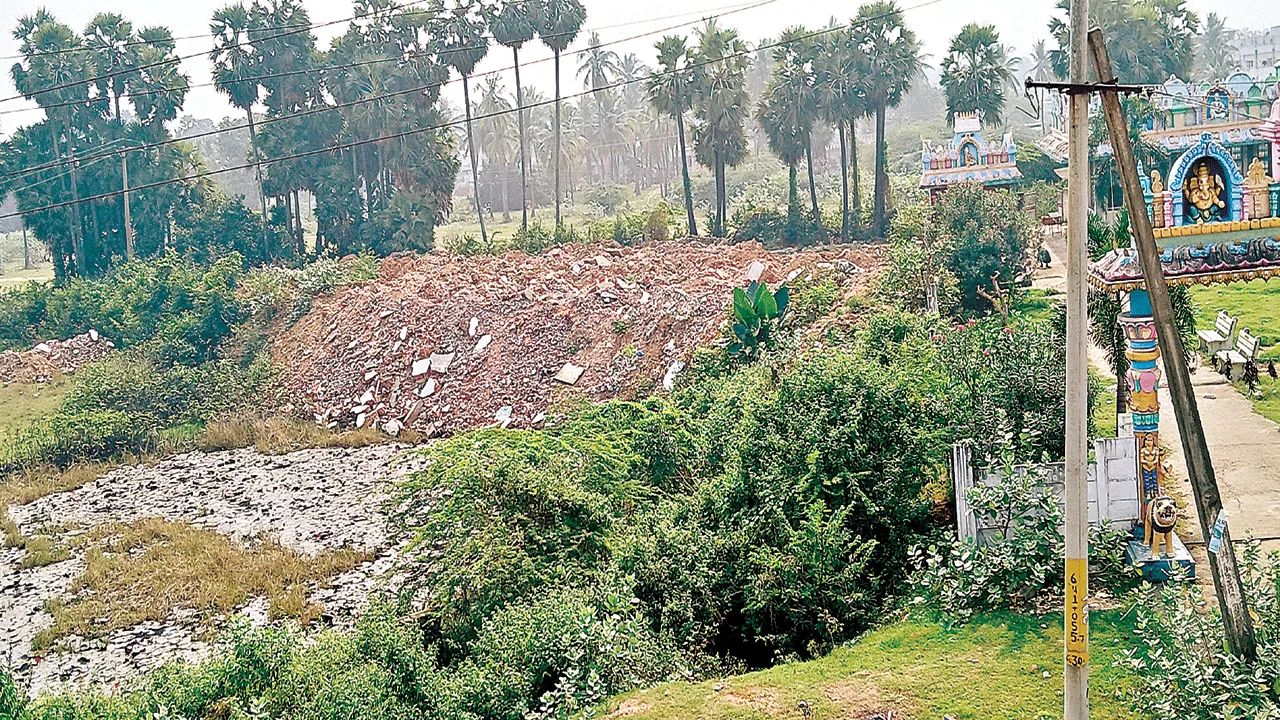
[474,334,492,353]
[469,317,479,337]
[418,378,437,398]
[411,358,431,376]
[359,389,374,405]
[746,260,765,282]
[429,352,455,374]
[355,412,367,428]
[595,255,611,267]
[494,406,513,428]
[34,343,51,354]
[554,363,585,385]
[88,329,99,342]
[398,327,408,341]
[662,360,686,391]
[383,419,402,436]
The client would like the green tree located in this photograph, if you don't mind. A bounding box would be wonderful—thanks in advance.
[83,13,135,120]
[489,0,541,228]
[758,27,821,234]
[1195,13,1238,81]
[816,27,870,240]
[536,0,587,226]
[692,19,749,238]
[1049,0,1200,84]
[648,35,698,237]
[210,3,268,233]
[434,0,491,246]
[854,1,921,239]
[940,23,1013,126]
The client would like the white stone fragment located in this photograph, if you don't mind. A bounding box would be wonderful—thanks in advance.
[469,317,479,337]
[418,378,437,398]
[89,329,99,342]
[662,360,686,391]
[474,334,492,353]
[399,327,408,341]
[383,419,402,436]
[412,358,431,376]
[746,260,765,282]
[554,363,585,385]
[430,352,455,373]
[355,412,368,428]
[595,255,611,267]
[495,406,513,428]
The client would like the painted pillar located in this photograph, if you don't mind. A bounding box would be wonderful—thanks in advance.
[1122,289,1164,521]
[1163,190,1174,227]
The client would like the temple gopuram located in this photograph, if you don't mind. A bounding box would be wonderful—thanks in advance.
[1089,76,1280,581]
[920,112,1022,197]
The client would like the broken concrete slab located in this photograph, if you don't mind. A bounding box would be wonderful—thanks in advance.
[411,358,431,376]
[554,363,585,385]
[474,335,492,353]
[429,352,455,374]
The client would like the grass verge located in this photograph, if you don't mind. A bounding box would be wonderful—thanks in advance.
[600,610,1140,720]
[1189,279,1278,362]
[196,414,424,454]
[33,518,370,652]
[0,376,71,438]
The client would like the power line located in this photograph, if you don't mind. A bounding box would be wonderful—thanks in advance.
[1,0,947,221]
[2,0,778,182]
[0,0,768,120]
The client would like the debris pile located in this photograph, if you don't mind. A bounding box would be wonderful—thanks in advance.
[274,241,882,436]
[0,330,114,384]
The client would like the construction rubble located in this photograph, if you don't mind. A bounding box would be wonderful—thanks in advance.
[0,330,114,384]
[274,241,882,436]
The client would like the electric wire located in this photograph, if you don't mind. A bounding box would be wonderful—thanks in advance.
[0,0,947,221]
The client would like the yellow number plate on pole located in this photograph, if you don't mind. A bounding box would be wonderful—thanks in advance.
[1065,557,1089,667]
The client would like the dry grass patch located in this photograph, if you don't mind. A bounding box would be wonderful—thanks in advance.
[1,461,113,550]
[198,414,423,454]
[33,518,369,652]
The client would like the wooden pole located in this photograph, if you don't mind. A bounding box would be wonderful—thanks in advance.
[1063,1,1091,717]
[1087,27,1257,661]
[121,153,135,261]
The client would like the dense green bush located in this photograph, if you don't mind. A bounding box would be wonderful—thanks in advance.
[2,409,152,468]
[0,254,245,364]
[907,444,1137,620]
[931,184,1033,315]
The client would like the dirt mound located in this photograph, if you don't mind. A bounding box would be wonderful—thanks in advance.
[273,241,882,436]
[0,331,114,384]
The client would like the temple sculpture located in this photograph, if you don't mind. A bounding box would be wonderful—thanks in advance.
[1089,78,1280,581]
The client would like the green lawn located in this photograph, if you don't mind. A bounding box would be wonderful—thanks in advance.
[600,611,1140,720]
[1189,279,1279,362]
[1092,369,1118,440]
[0,376,70,438]
[1014,287,1060,327]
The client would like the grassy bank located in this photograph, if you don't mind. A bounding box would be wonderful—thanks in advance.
[601,610,1140,720]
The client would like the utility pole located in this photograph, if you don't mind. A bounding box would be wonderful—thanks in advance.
[67,157,88,277]
[121,152,135,261]
[1063,0,1090,717]
[23,224,31,270]
[1088,27,1258,661]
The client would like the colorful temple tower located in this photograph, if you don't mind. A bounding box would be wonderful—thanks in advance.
[1089,79,1280,579]
[919,113,1022,197]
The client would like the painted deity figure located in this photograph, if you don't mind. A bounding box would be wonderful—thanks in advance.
[1185,160,1226,224]
[1151,170,1166,227]
[1246,157,1273,218]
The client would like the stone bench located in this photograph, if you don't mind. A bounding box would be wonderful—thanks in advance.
[1197,309,1237,355]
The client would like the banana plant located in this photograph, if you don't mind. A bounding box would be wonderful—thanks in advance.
[727,281,789,360]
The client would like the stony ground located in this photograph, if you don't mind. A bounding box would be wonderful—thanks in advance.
[1,443,424,696]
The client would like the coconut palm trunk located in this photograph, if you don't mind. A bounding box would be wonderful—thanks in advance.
[61,121,88,277]
[461,75,488,245]
[849,118,861,233]
[514,46,530,228]
[675,112,696,236]
[805,140,820,228]
[838,119,849,242]
[873,102,889,238]
[553,48,563,225]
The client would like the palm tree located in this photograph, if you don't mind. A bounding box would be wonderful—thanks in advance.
[1026,38,1054,133]
[536,0,586,225]
[83,13,134,120]
[433,0,491,246]
[854,1,920,239]
[576,32,618,184]
[940,23,1013,126]
[760,27,821,231]
[692,19,749,237]
[1196,13,1238,80]
[210,3,268,222]
[476,75,515,223]
[489,0,540,227]
[648,35,697,237]
[817,27,869,240]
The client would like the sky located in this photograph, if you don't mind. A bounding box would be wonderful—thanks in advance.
[0,0,1278,138]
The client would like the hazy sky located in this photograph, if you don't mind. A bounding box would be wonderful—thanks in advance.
[0,0,1277,138]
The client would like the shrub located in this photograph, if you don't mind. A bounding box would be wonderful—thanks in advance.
[727,281,789,361]
[1120,541,1280,719]
[931,184,1033,315]
[2,409,152,468]
[908,445,1138,620]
